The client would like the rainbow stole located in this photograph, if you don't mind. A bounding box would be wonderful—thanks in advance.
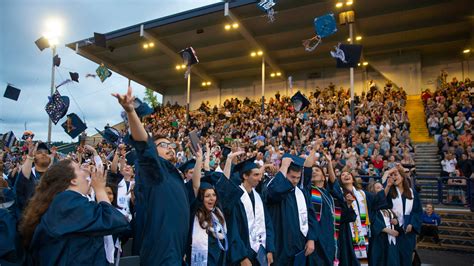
[334,206,341,240]
[311,187,322,221]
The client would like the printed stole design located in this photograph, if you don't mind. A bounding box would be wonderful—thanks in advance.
[350,189,370,261]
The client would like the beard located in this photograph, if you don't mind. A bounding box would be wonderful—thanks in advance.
[34,158,51,169]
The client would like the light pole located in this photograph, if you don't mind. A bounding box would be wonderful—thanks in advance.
[338,10,356,120]
[36,18,62,143]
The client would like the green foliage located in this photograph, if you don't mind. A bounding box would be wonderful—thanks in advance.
[143,88,159,108]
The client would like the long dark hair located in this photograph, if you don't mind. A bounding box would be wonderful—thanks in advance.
[19,159,76,247]
[196,188,225,231]
[388,169,413,199]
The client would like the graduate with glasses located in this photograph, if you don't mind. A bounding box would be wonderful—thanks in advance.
[113,87,190,265]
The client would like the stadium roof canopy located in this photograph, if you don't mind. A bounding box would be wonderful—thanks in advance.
[67,0,473,95]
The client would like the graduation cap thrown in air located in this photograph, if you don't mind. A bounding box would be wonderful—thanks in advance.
[35,36,50,51]
[69,72,79,83]
[61,113,87,139]
[95,126,121,146]
[3,85,21,101]
[290,91,311,111]
[179,159,196,174]
[179,47,199,66]
[45,90,70,125]
[314,13,337,38]
[335,44,362,68]
[53,54,61,67]
[96,63,112,83]
[94,32,107,48]
[134,98,153,117]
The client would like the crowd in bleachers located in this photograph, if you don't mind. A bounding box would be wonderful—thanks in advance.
[0,83,427,266]
[423,71,474,204]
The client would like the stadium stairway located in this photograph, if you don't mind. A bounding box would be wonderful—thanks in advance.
[406,95,433,143]
[414,143,442,205]
[417,208,474,253]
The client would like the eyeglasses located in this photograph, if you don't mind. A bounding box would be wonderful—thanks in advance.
[156,142,177,149]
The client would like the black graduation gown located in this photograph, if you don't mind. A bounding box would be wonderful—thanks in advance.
[13,169,41,214]
[327,183,358,266]
[29,190,130,266]
[386,190,422,266]
[368,210,400,266]
[129,136,190,265]
[262,169,317,266]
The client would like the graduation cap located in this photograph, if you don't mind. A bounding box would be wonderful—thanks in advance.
[94,32,107,48]
[231,157,258,185]
[61,113,87,139]
[45,90,70,125]
[220,145,232,159]
[69,72,79,82]
[1,131,17,148]
[96,63,112,82]
[125,149,137,167]
[335,44,362,68]
[95,126,121,146]
[290,91,310,111]
[37,142,51,154]
[35,36,50,51]
[179,159,196,174]
[179,47,199,66]
[53,54,61,67]
[314,13,337,38]
[3,85,21,101]
[282,153,305,168]
[134,98,153,117]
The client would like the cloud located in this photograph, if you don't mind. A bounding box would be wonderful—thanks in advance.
[0,0,217,142]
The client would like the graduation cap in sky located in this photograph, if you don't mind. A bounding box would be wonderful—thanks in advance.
[179,47,199,66]
[179,159,196,174]
[45,90,70,125]
[3,85,21,101]
[95,126,121,146]
[334,44,362,68]
[1,131,18,148]
[35,36,50,51]
[61,113,87,139]
[314,13,337,38]
[69,72,79,82]
[53,54,61,67]
[94,32,107,48]
[96,63,112,82]
[290,91,310,111]
[134,98,153,117]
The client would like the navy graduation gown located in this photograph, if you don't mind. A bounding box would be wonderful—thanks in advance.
[262,169,317,266]
[29,190,129,266]
[13,169,42,214]
[129,136,190,265]
[0,209,19,265]
[328,181,358,266]
[368,210,400,266]
[227,190,276,265]
[386,190,422,266]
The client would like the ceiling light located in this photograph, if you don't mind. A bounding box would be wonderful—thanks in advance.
[356,36,362,41]
[176,65,181,70]
[232,23,239,29]
[362,62,368,66]
[225,24,231,30]
[336,2,343,8]
[276,72,281,76]
[206,82,211,86]
[347,38,351,42]
[357,63,361,66]
[148,42,155,47]
[463,49,471,54]
[181,64,186,68]
[257,51,263,56]
[250,52,257,57]
[202,82,206,86]
[270,73,275,77]
[143,43,149,49]
[346,1,353,6]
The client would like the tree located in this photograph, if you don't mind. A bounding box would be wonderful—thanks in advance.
[143,88,160,108]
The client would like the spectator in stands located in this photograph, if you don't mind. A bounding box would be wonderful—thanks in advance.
[427,113,440,135]
[419,204,441,244]
[441,153,457,177]
[447,169,466,205]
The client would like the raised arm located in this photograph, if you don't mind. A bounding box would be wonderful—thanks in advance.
[223,150,245,179]
[382,168,396,196]
[203,142,210,172]
[192,146,203,197]
[20,140,36,180]
[112,86,148,142]
[110,149,120,174]
[324,152,336,184]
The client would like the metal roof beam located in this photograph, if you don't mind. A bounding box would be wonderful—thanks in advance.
[224,2,285,79]
[140,24,218,87]
[74,43,165,94]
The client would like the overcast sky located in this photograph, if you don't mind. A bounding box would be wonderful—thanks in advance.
[0,0,218,142]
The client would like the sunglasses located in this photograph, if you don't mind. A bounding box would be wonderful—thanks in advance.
[156,142,177,149]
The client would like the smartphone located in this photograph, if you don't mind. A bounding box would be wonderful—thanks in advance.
[189,130,200,154]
